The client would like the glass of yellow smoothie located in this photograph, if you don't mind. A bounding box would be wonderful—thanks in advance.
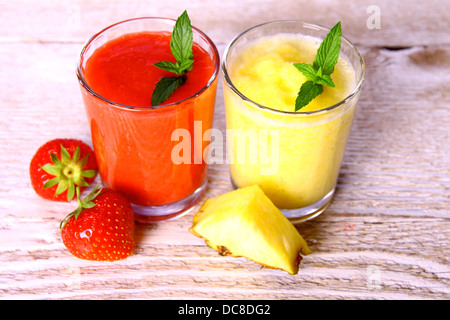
[222,21,365,223]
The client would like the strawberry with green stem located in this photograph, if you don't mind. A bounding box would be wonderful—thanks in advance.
[60,185,135,261]
[29,139,98,201]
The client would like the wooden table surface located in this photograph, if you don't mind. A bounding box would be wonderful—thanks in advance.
[1,0,449,300]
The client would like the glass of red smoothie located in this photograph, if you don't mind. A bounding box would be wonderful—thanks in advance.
[76,17,219,223]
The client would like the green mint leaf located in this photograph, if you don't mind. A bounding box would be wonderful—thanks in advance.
[313,21,342,76]
[293,21,342,111]
[294,61,335,88]
[177,58,194,73]
[152,11,194,106]
[314,74,335,87]
[154,61,184,75]
[295,81,323,111]
[293,63,317,81]
[171,10,194,65]
[151,76,186,106]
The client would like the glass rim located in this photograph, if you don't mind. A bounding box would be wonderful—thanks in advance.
[222,20,366,116]
[76,17,220,111]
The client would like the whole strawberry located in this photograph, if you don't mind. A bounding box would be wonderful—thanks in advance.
[29,139,98,202]
[60,186,135,261]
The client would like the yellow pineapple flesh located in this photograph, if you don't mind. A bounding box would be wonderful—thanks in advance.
[189,185,311,275]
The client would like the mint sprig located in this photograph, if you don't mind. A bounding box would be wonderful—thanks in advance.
[293,21,342,111]
[152,76,187,106]
[152,10,194,106]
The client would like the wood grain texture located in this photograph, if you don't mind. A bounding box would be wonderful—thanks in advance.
[1,0,450,47]
[0,0,449,300]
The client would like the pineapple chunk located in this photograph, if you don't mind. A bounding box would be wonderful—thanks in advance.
[189,185,311,275]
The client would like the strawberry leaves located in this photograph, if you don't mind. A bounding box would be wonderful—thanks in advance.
[60,185,101,229]
[152,10,194,106]
[41,144,97,201]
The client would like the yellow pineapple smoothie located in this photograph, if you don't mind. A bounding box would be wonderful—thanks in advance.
[222,21,364,221]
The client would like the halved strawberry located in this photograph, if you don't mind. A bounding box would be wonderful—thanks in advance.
[29,139,98,201]
[60,186,135,261]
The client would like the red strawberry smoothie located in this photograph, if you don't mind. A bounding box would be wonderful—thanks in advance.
[78,27,218,213]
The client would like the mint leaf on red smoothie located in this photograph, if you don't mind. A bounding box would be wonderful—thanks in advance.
[152,10,194,106]
[170,10,194,72]
[293,21,342,111]
[152,76,186,106]
[154,61,184,75]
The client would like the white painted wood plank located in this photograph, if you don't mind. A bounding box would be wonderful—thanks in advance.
[0,0,449,300]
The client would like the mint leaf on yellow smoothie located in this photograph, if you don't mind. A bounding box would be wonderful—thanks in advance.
[295,80,323,110]
[293,21,342,111]
[152,10,194,106]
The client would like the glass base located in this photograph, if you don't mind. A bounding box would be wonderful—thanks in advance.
[230,177,334,224]
[132,179,207,223]
[280,188,334,224]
